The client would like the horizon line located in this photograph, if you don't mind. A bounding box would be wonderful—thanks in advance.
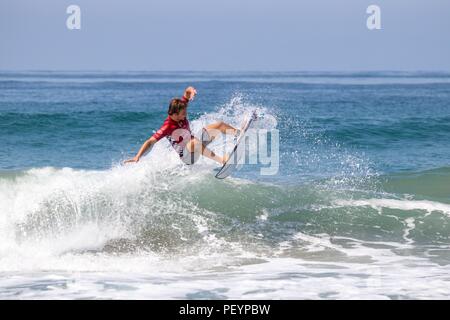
[1,69,450,73]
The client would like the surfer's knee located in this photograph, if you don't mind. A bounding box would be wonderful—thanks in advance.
[217,121,228,130]
[205,121,225,130]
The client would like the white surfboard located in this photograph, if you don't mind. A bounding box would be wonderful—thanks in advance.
[215,110,257,179]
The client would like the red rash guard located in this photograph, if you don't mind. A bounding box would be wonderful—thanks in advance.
[151,96,192,157]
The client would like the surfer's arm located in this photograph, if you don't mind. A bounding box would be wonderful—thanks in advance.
[183,86,197,101]
[123,137,157,164]
[124,120,171,164]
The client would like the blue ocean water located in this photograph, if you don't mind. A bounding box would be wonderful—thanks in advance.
[1,71,450,299]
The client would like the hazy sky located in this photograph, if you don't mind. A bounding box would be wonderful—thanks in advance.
[1,0,449,71]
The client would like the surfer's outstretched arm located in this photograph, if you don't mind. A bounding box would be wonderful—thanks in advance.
[124,136,157,164]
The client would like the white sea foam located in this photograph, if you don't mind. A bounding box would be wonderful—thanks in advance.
[1,250,449,299]
[334,198,450,216]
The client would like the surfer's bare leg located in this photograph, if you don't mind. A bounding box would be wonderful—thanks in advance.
[187,138,226,164]
[203,121,239,142]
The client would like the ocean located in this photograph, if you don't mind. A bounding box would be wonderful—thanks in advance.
[1,71,450,299]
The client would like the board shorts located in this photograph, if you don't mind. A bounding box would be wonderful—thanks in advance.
[180,128,212,165]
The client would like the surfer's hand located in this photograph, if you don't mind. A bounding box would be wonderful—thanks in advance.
[184,87,197,101]
[123,156,140,164]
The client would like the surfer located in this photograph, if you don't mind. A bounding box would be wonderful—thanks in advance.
[124,87,240,165]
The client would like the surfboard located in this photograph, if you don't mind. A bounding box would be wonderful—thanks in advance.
[215,110,257,179]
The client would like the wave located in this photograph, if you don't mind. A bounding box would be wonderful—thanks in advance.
[0,111,163,136]
[334,199,450,216]
[2,163,450,261]
[0,111,160,122]
[380,166,450,200]
[0,101,277,256]
[321,118,450,144]
[1,98,450,272]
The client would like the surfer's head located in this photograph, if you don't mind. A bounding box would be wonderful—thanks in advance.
[168,98,187,121]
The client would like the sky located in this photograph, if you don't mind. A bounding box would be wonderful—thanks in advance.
[1,0,449,71]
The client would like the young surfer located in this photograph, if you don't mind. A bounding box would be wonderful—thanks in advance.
[124,87,239,165]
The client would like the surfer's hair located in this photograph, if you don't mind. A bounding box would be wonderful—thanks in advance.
[168,98,187,115]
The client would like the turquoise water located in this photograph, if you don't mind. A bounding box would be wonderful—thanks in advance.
[1,71,450,299]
